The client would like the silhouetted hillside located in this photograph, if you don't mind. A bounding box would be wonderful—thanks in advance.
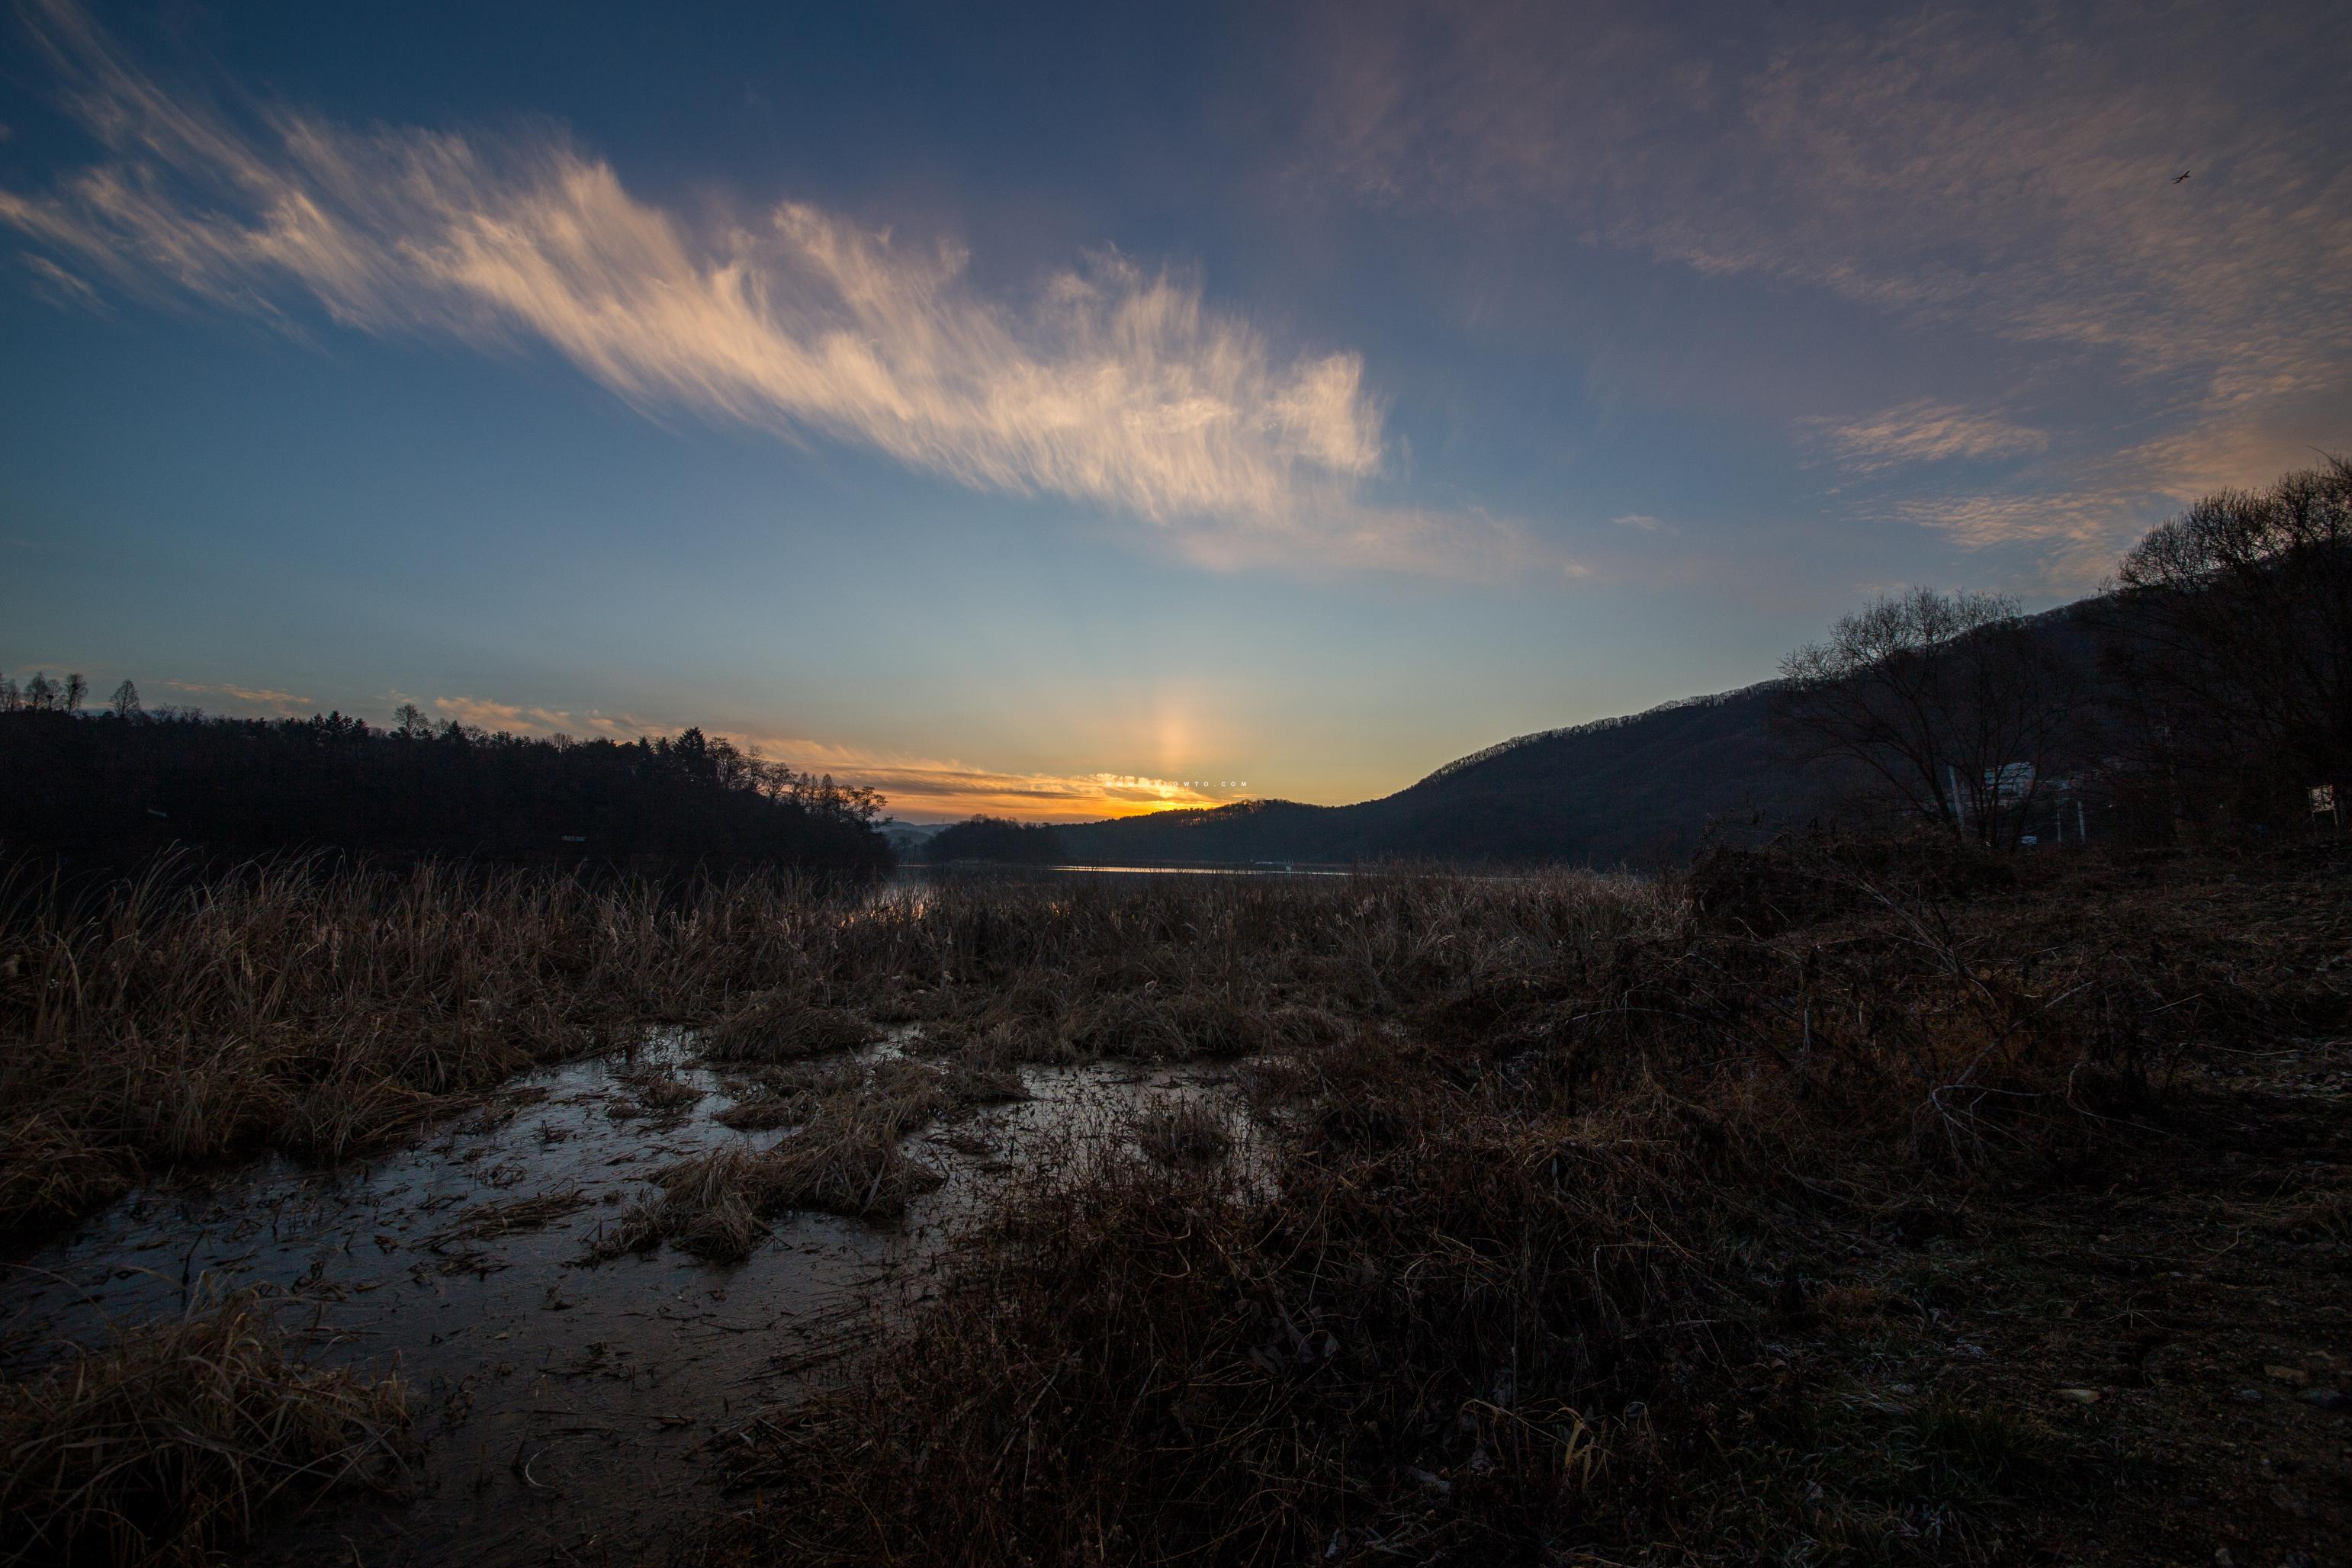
[1057,682,1805,869]
[1060,599,2126,869]
[924,817,1067,864]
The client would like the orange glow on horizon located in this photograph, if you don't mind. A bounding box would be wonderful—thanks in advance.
[875,773,1247,824]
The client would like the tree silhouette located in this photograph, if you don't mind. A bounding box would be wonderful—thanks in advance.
[1774,588,2084,849]
[2105,457,2352,821]
[925,816,1068,864]
[0,700,893,877]
[109,680,140,718]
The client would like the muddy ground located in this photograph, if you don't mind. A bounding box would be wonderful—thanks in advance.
[2,1031,1237,1566]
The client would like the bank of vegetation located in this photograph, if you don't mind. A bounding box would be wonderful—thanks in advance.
[711,841,2348,1564]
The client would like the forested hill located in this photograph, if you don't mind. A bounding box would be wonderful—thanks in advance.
[0,708,892,877]
[1056,681,1817,869]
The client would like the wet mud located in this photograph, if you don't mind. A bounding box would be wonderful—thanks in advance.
[2,1031,1237,1566]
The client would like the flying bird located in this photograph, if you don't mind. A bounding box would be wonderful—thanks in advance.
[2173,169,2192,183]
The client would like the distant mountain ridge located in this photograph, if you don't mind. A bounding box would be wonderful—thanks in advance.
[1056,678,1812,869]
[1055,594,2129,869]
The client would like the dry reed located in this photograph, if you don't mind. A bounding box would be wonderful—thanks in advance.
[708,840,2352,1563]
[0,1290,410,1566]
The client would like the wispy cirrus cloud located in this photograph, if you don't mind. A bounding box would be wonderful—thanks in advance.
[1885,416,2350,586]
[1304,1,2352,577]
[165,679,313,715]
[0,0,1537,580]
[18,249,102,309]
[1310,2,2352,393]
[430,695,580,733]
[1805,399,2048,477]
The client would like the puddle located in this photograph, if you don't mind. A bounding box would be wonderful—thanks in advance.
[0,1031,1242,1566]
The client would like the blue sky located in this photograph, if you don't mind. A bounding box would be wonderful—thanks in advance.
[4,0,2346,818]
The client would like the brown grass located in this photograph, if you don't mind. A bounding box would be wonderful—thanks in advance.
[1129,1097,1233,1165]
[706,840,2352,1564]
[590,1058,980,1262]
[587,1112,946,1264]
[700,996,879,1062]
[8,842,2348,1562]
[0,853,1666,1237]
[0,1291,410,1566]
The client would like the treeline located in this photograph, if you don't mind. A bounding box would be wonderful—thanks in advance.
[0,699,893,878]
[922,816,1068,864]
[2104,458,2352,836]
[1772,457,2351,851]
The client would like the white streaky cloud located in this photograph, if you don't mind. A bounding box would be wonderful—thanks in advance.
[431,695,579,733]
[1609,512,1666,532]
[1891,410,2350,588]
[1,0,1534,579]
[1806,399,2048,476]
[18,250,103,308]
[164,679,314,715]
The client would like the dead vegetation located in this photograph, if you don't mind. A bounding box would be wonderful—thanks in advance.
[0,1290,411,1566]
[5,843,2347,1562]
[700,997,878,1062]
[423,1187,590,1247]
[1129,1097,1233,1165]
[0,853,1663,1238]
[708,841,2352,1565]
[586,1115,945,1264]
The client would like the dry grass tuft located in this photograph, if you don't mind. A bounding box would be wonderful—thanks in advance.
[1129,1099,1232,1166]
[0,1116,130,1236]
[587,1110,947,1265]
[701,996,877,1062]
[0,1292,410,1566]
[718,1072,1756,1563]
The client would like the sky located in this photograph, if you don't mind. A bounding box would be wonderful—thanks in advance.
[2,0,2346,821]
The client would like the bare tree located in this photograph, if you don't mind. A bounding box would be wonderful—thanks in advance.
[0,676,18,712]
[2106,458,2351,815]
[109,679,141,718]
[393,702,431,739]
[23,673,56,711]
[63,673,86,713]
[1775,587,2084,849]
